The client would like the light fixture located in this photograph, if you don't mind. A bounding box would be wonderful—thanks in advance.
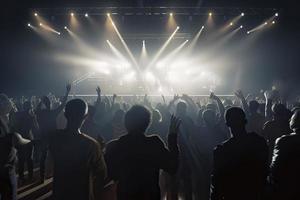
[170,12,173,16]
[230,22,233,26]
[85,13,88,17]
[39,23,43,26]
[209,12,212,16]
[71,12,74,17]
[240,25,243,29]
[27,23,31,27]
[241,12,244,16]
[34,13,38,17]
[64,26,67,29]
[275,13,279,17]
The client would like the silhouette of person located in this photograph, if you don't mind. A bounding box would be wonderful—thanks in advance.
[247,100,265,135]
[211,107,268,200]
[270,110,300,200]
[48,99,107,200]
[36,84,71,182]
[0,94,31,200]
[105,105,180,200]
[14,101,38,181]
[263,103,292,159]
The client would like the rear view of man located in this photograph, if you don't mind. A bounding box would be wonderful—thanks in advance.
[49,99,107,200]
[105,105,181,200]
[211,107,268,200]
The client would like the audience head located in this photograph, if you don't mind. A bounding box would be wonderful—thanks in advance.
[176,101,187,117]
[249,100,259,113]
[202,109,217,126]
[152,109,162,123]
[41,96,51,110]
[0,94,12,116]
[225,107,247,136]
[125,105,151,134]
[272,103,288,119]
[290,110,300,133]
[64,99,88,129]
[113,109,125,123]
[23,101,32,112]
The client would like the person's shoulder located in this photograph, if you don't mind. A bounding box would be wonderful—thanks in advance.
[146,134,166,146]
[275,134,300,146]
[80,133,100,146]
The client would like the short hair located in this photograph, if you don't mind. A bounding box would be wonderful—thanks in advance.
[0,94,12,115]
[64,99,88,121]
[124,105,151,133]
[272,103,286,116]
[290,110,300,131]
[225,107,247,127]
[249,100,259,112]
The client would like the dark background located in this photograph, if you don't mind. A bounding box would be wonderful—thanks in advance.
[0,0,299,96]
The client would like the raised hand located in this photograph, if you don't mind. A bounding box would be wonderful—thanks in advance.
[66,83,72,93]
[96,86,101,96]
[234,90,244,99]
[209,92,219,100]
[169,115,181,135]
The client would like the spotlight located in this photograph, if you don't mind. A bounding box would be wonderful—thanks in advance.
[64,26,67,29]
[176,26,180,29]
[85,13,88,17]
[209,12,212,16]
[247,31,250,34]
[58,32,61,35]
[241,12,245,16]
[27,23,31,27]
[264,22,268,25]
[170,12,173,16]
[39,23,43,26]
[272,21,275,24]
[240,25,243,29]
[202,25,205,29]
[34,13,38,17]
[230,22,233,26]
[106,39,109,43]
[186,39,189,42]
[275,13,279,17]
[71,12,74,17]
[107,13,110,17]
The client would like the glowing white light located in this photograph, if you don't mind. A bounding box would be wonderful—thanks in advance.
[71,12,74,17]
[209,12,212,16]
[64,26,67,29]
[123,71,136,82]
[145,71,156,83]
[186,39,189,42]
[275,13,279,17]
[241,12,245,16]
[202,25,205,29]
[85,13,88,17]
[170,13,173,16]
[158,86,163,93]
[39,23,43,26]
[27,23,31,27]
[264,22,268,25]
[272,21,275,24]
[57,32,61,35]
[240,25,243,29]
[230,22,233,26]
[176,26,180,29]
[34,13,38,16]
[247,31,250,34]
[107,13,110,17]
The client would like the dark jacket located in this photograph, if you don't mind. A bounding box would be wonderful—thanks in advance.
[270,133,300,200]
[105,133,179,200]
[211,132,268,200]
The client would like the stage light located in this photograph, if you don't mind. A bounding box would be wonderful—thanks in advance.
[58,32,61,35]
[272,21,275,24]
[176,26,180,29]
[34,13,38,17]
[275,13,279,17]
[202,25,205,29]
[27,23,31,27]
[209,12,212,16]
[264,22,268,25]
[170,12,173,16]
[186,39,189,42]
[240,25,243,29]
[230,22,233,26]
[85,13,88,17]
[247,31,250,34]
[241,12,245,16]
[106,39,109,43]
[64,26,67,29]
[39,23,43,26]
[107,13,110,17]
[71,12,74,17]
